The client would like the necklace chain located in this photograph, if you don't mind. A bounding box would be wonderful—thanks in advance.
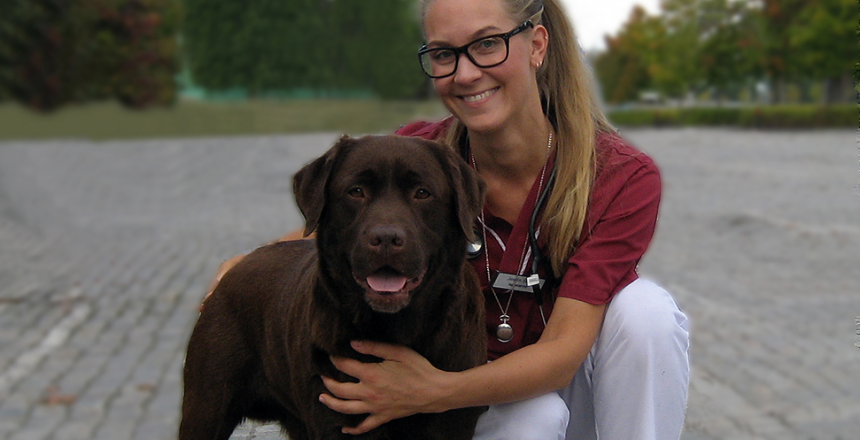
[471,130,553,342]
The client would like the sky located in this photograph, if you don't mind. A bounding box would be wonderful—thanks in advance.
[560,0,661,52]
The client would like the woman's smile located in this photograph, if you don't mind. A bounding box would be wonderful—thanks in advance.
[461,87,499,103]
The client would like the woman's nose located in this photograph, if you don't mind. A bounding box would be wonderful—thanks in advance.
[453,53,483,83]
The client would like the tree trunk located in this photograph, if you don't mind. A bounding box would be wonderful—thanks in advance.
[823,72,854,104]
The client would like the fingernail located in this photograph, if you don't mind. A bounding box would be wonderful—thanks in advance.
[351,340,362,348]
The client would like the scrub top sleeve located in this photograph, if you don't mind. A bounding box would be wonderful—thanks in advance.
[557,158,662,305]
[394,117,454,140]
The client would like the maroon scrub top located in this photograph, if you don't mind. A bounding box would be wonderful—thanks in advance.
[396,118,661,360]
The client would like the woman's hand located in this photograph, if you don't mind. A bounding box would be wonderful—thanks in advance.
[318,340,452,435]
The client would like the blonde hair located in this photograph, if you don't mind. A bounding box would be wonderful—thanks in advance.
[422,0,615,277]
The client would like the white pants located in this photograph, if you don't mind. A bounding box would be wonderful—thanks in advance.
[472,279,690,440]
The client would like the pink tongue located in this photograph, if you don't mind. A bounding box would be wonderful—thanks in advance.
[366,274,408,292]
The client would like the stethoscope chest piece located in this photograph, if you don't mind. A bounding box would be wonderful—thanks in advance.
[466,228,484,259]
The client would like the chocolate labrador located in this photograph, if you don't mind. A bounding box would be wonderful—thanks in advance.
[180,135,487,440]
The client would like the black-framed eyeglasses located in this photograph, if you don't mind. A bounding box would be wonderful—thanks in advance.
[418,20,534,79]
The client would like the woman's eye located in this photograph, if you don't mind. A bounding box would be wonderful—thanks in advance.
[431,50,456,64]
[414,188,431,200]
[472,37,502,54]
[348,187,365,198]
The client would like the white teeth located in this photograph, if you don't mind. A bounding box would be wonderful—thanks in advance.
[463,89,496,102]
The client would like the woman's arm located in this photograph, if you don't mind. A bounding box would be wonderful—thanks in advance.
[319,296,605,435]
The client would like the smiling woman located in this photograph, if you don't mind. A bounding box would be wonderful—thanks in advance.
[312,1,691,439]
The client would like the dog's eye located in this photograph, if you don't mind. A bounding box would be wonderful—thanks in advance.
[414,188,431,200]
[348,187,365,199]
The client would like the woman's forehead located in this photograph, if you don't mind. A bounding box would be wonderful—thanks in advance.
[424,0,516,45]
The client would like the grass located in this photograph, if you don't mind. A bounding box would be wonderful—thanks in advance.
[4,100,851,142]
[0,99,449,141]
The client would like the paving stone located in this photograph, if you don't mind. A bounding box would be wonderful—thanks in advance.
[0,130,856,440]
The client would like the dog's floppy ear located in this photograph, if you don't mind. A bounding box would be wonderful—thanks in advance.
[293,135,354,236]
[448,147,486,242]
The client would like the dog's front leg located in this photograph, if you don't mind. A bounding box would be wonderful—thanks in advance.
[179,345,247,440]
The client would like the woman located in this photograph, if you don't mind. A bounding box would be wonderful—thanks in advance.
[209,0,690,438]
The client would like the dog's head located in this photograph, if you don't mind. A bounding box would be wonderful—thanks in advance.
[294,135,484,314]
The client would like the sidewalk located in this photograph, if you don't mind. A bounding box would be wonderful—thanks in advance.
[0,129,856,440]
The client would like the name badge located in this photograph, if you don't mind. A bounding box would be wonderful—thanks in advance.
[492,272,545,293]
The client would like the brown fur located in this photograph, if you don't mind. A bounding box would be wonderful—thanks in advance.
[180,135,487,440]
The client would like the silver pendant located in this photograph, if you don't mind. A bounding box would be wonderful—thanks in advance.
[496,315,513,343]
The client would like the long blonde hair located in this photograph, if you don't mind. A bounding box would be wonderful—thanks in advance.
[422,0,615,277]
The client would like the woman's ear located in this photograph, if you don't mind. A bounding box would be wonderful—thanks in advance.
[531,24,549,68]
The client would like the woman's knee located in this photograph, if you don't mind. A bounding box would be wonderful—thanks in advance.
[474,392,569,440]
[602,279,690,357]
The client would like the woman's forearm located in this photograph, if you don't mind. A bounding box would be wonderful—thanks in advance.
[433,298,605,412]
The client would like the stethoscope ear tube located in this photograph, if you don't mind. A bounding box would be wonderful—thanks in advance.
[529,163,557,304]
[465,162,558,303]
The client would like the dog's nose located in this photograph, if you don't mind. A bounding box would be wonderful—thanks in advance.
[368,225,406,250]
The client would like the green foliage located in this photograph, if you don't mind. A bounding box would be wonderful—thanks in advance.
[697,0,765,97]
[181,0,425,99]
[593,0,857,105]
[593,6,656,104]
[607,104,856,128]
[0,0,181,111]
[0,0,82,109]
[787,0,854,80]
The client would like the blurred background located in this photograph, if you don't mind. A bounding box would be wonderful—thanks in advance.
[0,0,855,140]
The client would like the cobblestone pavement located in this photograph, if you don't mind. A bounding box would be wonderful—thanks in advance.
[0,129,856,440]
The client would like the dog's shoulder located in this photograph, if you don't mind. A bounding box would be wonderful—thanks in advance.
[214,240,317,304]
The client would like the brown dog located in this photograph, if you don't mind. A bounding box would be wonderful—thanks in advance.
[180,135,487,440]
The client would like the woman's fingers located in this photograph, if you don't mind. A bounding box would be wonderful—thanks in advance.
[320,342,449,434]
[342,414,390,435]
[349,340,408,361]
[317,390,368,415]
[320,375,364,401]
[318,378,392,434]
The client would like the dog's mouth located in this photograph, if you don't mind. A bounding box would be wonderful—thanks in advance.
[356,266,423,313]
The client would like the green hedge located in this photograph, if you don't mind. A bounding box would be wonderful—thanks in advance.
[607,105,857,128]
[181,0,426,100]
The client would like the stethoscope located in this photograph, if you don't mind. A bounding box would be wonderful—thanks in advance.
[466,163,557,304]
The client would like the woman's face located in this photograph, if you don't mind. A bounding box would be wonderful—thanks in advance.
[423,0,547,135]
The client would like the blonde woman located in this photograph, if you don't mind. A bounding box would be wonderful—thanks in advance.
[207,0,689,438]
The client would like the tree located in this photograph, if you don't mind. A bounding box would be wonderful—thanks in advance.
[0,0,84,109]
[0,0,180,111]
[787,0,856,103]
[651,0,704,100]
[756,0,811,102]
[696,0,765,101]
[594,6,661,104]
